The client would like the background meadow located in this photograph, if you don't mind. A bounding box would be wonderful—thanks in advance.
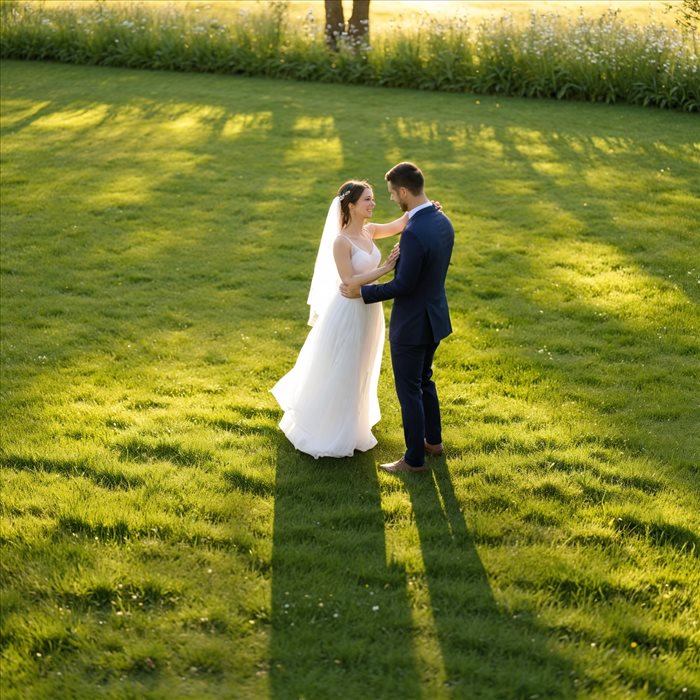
[1,14,700,700]
[2,0,698,110]
[34,1,691,28]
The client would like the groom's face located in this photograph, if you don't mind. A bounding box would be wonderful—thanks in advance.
[387,182,408,212]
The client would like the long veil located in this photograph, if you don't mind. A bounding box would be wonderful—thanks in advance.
[307,197,341,326]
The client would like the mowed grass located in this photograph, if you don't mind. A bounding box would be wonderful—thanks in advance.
[1,59,699,699]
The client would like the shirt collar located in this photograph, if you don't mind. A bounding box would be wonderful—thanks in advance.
[407,201,433,219]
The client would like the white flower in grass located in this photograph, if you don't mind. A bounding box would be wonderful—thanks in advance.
[372,605,379,612]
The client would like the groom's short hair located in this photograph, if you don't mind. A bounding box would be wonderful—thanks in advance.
[385,162,424,195]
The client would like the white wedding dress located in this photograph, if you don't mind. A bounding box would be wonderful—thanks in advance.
[271,239,385,458]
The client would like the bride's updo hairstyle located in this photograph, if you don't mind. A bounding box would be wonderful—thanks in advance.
[337,180,371,228]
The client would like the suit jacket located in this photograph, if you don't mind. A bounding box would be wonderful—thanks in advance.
[361,205,454,345]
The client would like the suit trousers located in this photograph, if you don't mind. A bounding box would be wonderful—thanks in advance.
[390,341,442,467]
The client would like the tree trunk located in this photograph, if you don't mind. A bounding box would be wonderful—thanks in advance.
[324,0,345,51]
[348,0,370,45]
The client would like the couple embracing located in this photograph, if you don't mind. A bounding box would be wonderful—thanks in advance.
[272,162,454,473]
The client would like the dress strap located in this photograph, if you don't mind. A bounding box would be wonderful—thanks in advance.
[341,234,375,255]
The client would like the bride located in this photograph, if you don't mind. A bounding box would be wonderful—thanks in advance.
[271,180,407,458]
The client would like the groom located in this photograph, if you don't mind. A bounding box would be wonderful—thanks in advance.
[341,162,454,473]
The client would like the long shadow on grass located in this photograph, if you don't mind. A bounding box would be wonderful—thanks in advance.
[269,440,575,699]
[404,459,574,698]
[486,121,700,470]
[269,442,422,699]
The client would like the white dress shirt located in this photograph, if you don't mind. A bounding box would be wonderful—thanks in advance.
[407,201,433,219]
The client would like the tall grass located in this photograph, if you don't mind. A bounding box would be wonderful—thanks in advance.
[1,0,698,110]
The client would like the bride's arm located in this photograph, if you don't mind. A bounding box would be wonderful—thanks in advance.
[366,201,443,239]
[366,212,409,240]
[333,238,399,286]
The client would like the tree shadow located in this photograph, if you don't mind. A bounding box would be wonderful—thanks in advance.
[403,458,574,698]
[269,442,422,699]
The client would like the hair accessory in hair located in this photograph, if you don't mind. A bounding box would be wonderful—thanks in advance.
[338,188,352,202]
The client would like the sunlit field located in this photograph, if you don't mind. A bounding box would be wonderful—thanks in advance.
[5,0,697,110]
[1,55,699,698]
[40,0,686,28]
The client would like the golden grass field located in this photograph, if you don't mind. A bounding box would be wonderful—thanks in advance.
[40,0,684,27]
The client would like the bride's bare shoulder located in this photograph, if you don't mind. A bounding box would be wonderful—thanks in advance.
[333,235,352,250]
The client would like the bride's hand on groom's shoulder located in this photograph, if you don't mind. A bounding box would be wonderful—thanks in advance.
[432,200,443,211]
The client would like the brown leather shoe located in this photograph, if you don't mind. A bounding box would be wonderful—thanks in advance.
[379,457,428,473]
[424,440,444,457]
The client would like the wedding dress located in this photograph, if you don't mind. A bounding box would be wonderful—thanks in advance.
[271,201,385,458]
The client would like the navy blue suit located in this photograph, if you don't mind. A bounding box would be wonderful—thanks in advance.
[361,205,454,466]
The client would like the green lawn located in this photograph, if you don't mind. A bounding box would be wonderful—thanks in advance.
[1,59,698,699]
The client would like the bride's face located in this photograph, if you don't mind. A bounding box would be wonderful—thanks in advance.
[351,188,376,220]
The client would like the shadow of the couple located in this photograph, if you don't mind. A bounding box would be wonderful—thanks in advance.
[406,458,575,697]
[268,442,574,699]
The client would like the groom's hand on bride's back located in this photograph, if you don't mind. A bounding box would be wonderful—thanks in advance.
[340,282,361,299]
